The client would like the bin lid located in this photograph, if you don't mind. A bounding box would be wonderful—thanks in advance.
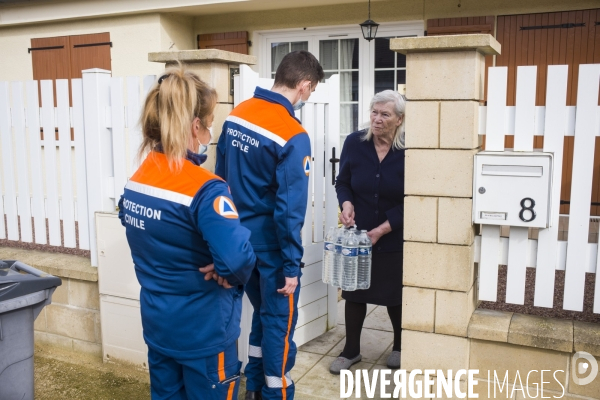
[0,260,62,303]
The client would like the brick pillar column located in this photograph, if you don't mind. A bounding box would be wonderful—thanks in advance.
[148,49,257,172]
[390,35,500,373]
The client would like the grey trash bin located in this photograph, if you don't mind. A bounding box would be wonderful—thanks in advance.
[0,260,62,400]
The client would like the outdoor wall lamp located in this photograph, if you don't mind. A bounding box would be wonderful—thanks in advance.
[359,0,379,41]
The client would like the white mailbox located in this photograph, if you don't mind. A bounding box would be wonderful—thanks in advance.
[473,151,553,228]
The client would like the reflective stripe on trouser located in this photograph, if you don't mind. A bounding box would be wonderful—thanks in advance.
[265,372,293,388]
[244,251,300,400]
[248,345,263,358]
[147,341,241,400]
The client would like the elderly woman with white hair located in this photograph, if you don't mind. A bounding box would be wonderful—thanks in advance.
[330,90,405,374]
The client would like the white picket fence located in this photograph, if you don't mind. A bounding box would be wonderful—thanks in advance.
[474,64,600,313]
[0,69,156,266]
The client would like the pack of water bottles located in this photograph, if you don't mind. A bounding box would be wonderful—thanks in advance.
[322,226,372,291]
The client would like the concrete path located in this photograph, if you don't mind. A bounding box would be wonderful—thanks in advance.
[239,299,396,400]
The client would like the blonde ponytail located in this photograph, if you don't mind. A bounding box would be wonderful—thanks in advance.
[138,64,217,170]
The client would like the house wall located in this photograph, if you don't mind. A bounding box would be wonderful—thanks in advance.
[193,0,600,58]
[160,13,195,52]
[1,0,597,82]
[0,13,166,81]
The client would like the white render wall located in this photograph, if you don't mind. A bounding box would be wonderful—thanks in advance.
[0,13,196,82]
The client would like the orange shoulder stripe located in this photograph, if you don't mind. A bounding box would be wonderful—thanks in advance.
[231,98,305,143]
[130,151,222,197]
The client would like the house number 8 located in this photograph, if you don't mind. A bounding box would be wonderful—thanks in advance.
[519,198,536,222]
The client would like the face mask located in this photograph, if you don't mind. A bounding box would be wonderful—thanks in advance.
[293,83,311,111]
[293,99,305,111]
[197,128,212,155]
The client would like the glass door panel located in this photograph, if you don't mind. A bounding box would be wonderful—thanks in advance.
[374,36,409,94]
[319,38,360,136]
[270,41,308,77]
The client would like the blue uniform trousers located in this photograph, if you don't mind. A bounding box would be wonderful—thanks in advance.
[148,341,241,400]
[244,251,301,400]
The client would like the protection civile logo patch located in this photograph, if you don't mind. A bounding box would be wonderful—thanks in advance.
[303,156,311,176]
[213,196,239,219]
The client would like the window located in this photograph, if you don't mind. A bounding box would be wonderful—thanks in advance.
[257,22,424,139]
[270,41,308,77]
[320,38,359,135]
[373,37,406,94]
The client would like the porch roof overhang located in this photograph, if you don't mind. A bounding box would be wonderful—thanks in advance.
[0,0,389,27]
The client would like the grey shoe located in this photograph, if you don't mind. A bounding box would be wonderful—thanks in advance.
[386,351,401,369]
[329,354,362,375]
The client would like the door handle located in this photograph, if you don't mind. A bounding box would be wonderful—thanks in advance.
[329,147,340,186]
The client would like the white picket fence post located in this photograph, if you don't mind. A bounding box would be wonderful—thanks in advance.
[11,82,33,243]
[477,67,506,302]
[25,80,47,245]
[82,68,113,267]
[73,79,91,251]
[0,81,19,241]
[534,65,568,308]
[475,63,600,314]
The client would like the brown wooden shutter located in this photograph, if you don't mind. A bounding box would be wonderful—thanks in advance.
[427,16,495,36]
[496,10,600,215]
[69,32,112,79]
[198,31,249,55]
[30,35,72,103]
[31,33,112,140]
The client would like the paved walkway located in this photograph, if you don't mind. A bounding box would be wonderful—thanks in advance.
[239,299,396,400]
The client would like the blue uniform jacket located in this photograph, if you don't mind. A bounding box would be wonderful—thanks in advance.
[119,150,256,360]
[215,87,311,278]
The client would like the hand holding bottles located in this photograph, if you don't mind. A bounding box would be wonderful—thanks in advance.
[323,226,371,291]
[339,201,355,227]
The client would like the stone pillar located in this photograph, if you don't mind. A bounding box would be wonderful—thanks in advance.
[390,35,500,373]
[148,49,257,172]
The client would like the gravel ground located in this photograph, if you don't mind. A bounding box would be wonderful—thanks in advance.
[33,345,252,400]
[34,345,150,400]
[479,265,600,323]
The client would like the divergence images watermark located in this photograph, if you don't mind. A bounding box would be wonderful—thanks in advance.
[572,351,598,386]
[340,352,598,399]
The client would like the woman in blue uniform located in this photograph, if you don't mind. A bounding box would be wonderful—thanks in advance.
[330,90,405,374]
[119,66,256,400]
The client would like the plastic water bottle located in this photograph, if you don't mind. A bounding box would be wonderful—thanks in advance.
[341,230,358,291]
[331,227,346,287]
[322,227,336,284]
[357,230,372,290]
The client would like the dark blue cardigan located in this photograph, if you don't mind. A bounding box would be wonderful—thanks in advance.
[335,130,404,253]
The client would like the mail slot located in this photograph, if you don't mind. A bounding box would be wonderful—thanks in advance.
[473,151,553,228]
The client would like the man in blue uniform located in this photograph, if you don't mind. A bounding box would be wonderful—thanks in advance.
[216,51,324,400]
